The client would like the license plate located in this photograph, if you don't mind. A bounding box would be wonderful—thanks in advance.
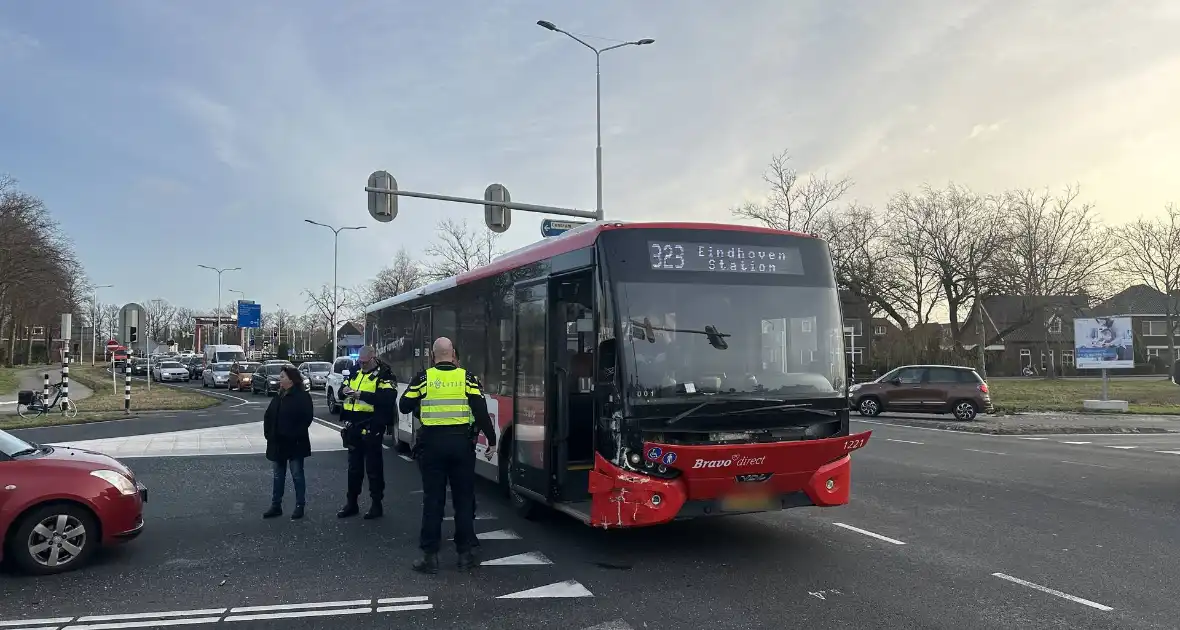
[720,494,775,512]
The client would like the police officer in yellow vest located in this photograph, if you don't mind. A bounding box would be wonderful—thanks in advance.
[399,337,496,573]
[337,346,397,520]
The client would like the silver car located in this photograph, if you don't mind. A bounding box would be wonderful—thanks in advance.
[202,362,233,388]
[298,361,331,390]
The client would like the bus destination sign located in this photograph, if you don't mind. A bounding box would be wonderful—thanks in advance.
[648,241,803,275]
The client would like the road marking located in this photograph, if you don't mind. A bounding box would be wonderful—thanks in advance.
[444,513,496,520]
[831,522,906,545]
[1104,445,1137,449]
[224,608,370,623]
[1155,450,1180,455]
[964,448,1006,455]
[581,623,634,630]
[883,438,924,445]
[1060,441,1091,445]
[477,529,522,540]
[991,572,1113,611]
[228,600,369,613]
[66,618,221,630]
[1017,437,1048,440]
[497,580,594,599]
[1060,460,1112,469]
[0,618,73,628]
[76,610,227,623]
[482,551,553,566]
[374,604,433,613]
[375,597,429,605]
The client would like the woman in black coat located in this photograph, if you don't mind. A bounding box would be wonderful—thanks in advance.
[262,365,314,520]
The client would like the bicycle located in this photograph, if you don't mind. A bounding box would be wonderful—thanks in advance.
[18,383,78,419]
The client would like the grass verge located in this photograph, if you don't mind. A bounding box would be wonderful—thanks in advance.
[0,367,20,395]
[0,366,219,430]
[991,377,1180,415]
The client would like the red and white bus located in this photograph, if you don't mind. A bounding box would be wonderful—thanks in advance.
[366,221,871,528]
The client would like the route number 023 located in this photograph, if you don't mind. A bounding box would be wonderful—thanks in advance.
[650,243,685,269]
[844,438,867,451]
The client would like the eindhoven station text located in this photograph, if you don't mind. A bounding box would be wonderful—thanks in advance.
[698,245,790,273]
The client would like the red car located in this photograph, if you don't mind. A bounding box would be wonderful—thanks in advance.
[0,429,146,575]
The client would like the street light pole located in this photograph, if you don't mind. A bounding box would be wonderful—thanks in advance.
[304,220,365,361]
[198,265,241,345]
[536,20,654,221]
[91,284,112,366]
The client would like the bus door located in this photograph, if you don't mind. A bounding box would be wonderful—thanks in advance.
[510,280,553,504]
[408,306,432,446]
[549,270,595,503]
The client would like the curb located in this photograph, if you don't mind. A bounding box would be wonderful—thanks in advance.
[860,417,1179,435]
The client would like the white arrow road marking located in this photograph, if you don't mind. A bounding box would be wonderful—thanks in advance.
[482,551,553,566]
[476,529,521,540]
[497,580,594,599]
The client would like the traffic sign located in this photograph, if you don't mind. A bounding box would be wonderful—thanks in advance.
[106,340,120,350]
[541,219,589,238]
[367,171,397,222]
[484,184,511,233]
[237,302,262,328]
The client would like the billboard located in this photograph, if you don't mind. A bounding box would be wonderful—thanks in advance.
[1074,317,1134,369]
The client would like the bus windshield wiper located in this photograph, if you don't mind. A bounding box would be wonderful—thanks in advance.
[717,403,821,416]
[664,395,788,425]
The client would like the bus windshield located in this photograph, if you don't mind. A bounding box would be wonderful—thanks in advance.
[616,282,846,402]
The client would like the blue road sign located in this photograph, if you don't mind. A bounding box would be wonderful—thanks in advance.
[541,219,589,238]
[237,302,261,328]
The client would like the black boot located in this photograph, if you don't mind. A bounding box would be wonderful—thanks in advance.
[337,501,359,518]
[363,501,383,520]
[262,505,282,519]
[290,505,305,520]
[412,553,439,574]
[457,551,478,571]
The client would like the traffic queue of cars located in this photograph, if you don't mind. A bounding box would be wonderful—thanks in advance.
[201,359,322,395]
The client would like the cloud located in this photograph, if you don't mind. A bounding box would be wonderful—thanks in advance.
[165,85,250,171]
[0,26,39,62]
[967,122,1002,140]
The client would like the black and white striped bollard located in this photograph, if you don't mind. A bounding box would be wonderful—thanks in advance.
[43,372,49,402]
[61,347,70,410]
[124,351,132,414]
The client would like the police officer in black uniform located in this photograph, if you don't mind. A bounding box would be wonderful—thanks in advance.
[337,346,397,520]
[399,337,496,573]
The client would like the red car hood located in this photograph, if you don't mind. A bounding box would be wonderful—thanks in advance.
[41,445,133,476]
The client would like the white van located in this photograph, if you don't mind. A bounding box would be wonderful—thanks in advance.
[204,344,246,365]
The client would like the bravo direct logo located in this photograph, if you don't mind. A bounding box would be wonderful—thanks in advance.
[692,454,768,469]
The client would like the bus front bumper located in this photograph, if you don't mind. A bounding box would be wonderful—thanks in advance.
[587,431,871,528]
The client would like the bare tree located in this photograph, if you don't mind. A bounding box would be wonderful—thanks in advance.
[144,298,177,344]
[304,283,354,337]
[887,184,1009,338]
[992,185,1111,377]
[174,307,196,349]
[817,204,912,329]
[732,150,853,234]
[424,218,503,281]
[366,247,426,304]
[1111,203,1180,362]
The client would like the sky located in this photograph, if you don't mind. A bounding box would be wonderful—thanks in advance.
[2,0,1179,320]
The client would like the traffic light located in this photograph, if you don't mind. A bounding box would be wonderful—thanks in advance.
[129,326,138,343]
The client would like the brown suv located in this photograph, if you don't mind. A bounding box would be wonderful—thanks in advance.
[849,364,993,421]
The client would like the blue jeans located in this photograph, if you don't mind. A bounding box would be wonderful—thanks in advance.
[271,458,306,507]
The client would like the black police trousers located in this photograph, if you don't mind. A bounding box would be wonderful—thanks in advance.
[417,426,477,554]
[346,434,385,503]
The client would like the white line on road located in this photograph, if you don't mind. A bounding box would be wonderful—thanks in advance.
[883,438,924,445]
[1155,450,1180,455]
[1104,446,1138,449]
[374,604,433,613]
[1060,441,1091,445]
[375,597,429,605]
[1060,460,1112,469]
[831,522,906,545]
[1017,437,1048,440]
[964,448,1007,455]
[76,611,227,623]
[0,619,73,628]
[228,600,369,613]
[66,618,222,630]
[991,572,1113,611]
[223,608,370,623]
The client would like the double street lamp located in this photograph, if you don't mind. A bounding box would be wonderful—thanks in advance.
[536,20,654,221]
[198,265,240,344]
[304,220,365,361]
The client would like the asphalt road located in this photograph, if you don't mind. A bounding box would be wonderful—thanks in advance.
[0,379,1176,629]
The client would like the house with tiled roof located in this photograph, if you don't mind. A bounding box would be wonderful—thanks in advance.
[961,294,1090,376]
[1091,284,1179,365]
